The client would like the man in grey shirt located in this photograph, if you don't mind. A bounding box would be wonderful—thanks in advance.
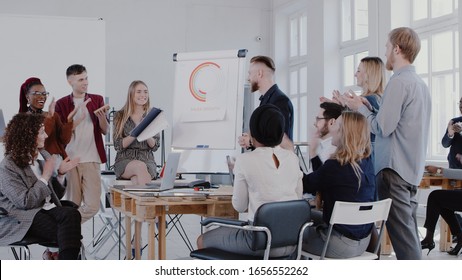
[344,27,431,259]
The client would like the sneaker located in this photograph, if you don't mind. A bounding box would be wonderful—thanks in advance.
[42,248,59,260]
[51,251,59,260]
[42,249,53,260]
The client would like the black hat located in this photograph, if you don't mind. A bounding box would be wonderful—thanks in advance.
[249,104,285,147]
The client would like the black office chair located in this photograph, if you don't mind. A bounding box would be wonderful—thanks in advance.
[190,199,312,260]
[2,203,85,260]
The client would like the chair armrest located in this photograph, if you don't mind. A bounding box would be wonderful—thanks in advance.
[201,217,249,227]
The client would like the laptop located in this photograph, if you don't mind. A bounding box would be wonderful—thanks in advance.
[0,109,6,139]
[122,152,181,192]
[442,168,462,180]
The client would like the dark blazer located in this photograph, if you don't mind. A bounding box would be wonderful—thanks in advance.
[259,84,294,140]
[0,151,65,245]
[442,116,462,169]
[302,157,376,239]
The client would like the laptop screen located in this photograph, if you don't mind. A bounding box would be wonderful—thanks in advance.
[159,152,181,190]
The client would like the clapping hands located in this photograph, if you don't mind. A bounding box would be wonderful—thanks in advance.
[68,98,91,129]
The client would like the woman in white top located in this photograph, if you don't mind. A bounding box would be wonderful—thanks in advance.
[196,104,303,257]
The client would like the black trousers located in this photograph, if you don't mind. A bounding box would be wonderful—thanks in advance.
[24,206,82,259]
[424,189,462,237]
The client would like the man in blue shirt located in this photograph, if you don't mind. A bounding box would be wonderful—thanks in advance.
[345,27,431,260]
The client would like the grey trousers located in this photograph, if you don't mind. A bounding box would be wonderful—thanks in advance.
[377,168,421,260]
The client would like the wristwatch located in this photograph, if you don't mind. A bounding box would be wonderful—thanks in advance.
[436,168,442,175]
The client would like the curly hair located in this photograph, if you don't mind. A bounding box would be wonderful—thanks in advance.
[3,113,45,168]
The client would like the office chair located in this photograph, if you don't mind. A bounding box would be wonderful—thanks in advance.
[301,198,392,260]
[1,206,86,260]
[190,199,312,260]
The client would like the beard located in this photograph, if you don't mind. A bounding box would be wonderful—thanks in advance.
[251,81,259,93]
[386,52,395,71]
[319,123,329,138]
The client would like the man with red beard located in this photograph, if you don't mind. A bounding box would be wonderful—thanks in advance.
[309,102,344,171]
[238,56,293,150]
[343,27,431,260]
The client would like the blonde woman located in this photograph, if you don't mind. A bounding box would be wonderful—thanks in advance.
[302,111,376,258]
[354,56,386,113]
[113,81,160,185]
[331,57,385,167]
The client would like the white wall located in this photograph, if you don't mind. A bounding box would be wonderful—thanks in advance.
[0,0,272,156]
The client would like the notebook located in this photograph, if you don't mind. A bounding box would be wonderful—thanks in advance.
[122,152,181,192]
[0,109,6,139]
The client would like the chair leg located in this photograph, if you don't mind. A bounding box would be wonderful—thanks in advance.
[10,246,30,260]
[11,248,20,260]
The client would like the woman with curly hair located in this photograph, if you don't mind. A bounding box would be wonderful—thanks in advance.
[0,113,82,260]
[113,80,160,185]
[302,111,376,258]
[19,78,84,259]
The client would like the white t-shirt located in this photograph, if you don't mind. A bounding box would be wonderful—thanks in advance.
[316,136,336,163]
[65,98,100,163]
[232,146,303,221]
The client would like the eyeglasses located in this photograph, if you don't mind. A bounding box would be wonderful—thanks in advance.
[29,91,49,97]
[315,116,328,122]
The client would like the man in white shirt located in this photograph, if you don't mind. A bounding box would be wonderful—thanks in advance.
[309,102,344,170]
[55,64,109,224]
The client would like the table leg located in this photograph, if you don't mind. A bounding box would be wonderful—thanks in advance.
[158,207,167,260]
[148,222,156,260]
[439,218,452,252]
[439,179,453,251]
[134,221,142,259]
[125,215,131,260]
[381,226,392,255]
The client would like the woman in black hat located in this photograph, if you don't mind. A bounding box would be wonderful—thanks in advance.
[196,104,303,258]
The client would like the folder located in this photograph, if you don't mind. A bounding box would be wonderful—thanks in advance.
[129,107,169,142]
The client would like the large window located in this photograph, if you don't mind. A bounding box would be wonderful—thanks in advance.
[341,0,369,90]
[412,0,459,160]
[289,12,308,144]
[342,0,368,42]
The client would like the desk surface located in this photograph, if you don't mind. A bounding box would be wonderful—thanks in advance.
[109,185,236,260]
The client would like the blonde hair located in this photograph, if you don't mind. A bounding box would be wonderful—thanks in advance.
[113,80,150,139]
[360,57,386,96]
[332,111,371,187]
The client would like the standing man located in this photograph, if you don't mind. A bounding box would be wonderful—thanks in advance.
[344,27,431,259]
[55,64,109,223]
[238,56,294,149]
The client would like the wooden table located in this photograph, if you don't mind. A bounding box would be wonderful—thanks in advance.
[109,186,237,260]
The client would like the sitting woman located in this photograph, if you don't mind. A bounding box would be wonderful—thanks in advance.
[302,111,376,258]
[420,165,462,256]
[113,80,160,185]
[0,113,81,260]
[196,104,303,257]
